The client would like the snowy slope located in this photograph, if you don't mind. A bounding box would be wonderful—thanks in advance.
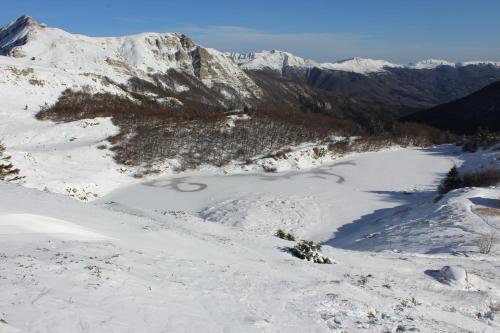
[0,15,260,96]
[1,146,499,332]
[331,146,500,254]
[0,54,138,199]
[0,15,264,198]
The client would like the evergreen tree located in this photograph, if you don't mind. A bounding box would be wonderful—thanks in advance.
[0,141,23,183]
[439,166,462,194]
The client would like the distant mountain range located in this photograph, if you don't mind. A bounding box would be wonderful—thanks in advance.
[1,15,500,127]
[227,50,500,74]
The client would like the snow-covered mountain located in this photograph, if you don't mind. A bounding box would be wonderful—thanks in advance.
[408,59,457,69]
[0,15,261,98]
[228,50,500,75]
[227,50,320,72]
[227,51,404,74]
[320,57,403,74]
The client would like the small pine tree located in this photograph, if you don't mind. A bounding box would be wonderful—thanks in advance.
[439,166,462,194]
[0,141,23,183]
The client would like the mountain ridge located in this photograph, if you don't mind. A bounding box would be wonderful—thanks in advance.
[2,15,500,127]
[402,80,500,134]
[3,15,500,77]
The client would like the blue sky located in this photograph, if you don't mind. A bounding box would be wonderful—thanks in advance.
[2,0,500,63]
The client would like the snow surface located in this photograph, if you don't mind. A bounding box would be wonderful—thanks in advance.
[1,146,499,332]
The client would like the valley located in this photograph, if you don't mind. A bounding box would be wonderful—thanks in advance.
[0,12,499,333]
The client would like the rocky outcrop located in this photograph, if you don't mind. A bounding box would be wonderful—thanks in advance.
[0,15,38,56]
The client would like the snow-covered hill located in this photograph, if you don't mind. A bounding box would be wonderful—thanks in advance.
[1,145,499,332]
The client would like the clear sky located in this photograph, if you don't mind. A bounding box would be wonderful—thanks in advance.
[2,0,500,63]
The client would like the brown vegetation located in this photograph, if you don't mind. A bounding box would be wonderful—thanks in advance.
[36,81,456,172]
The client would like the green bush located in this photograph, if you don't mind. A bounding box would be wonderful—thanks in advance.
[275,229,296,241]
[289,240,332,264]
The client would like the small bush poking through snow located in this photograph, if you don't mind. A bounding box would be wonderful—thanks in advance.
[477,232,497,254]
[275,229,296,241]
[289,240,332,264]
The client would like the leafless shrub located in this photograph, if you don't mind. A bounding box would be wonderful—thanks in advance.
[477,232,497,254]
[328,139,350,153]
[28,78,44,86]
[37,89,355,170]
[35,86,455,173]
[462,168,500,188]
[460,128,499,153]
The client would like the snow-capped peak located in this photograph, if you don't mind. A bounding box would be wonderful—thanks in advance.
[457,60,500,68]
[227,50,319,72]
[0,15,40,56]
[227,52,404,75]
[409,59,455,69]
[320,57,403,74]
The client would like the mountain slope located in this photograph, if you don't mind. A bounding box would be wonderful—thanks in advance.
[402,80,500,134]
[228,49,500,113]
[0,15,261,100]
[303,65,500,110]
